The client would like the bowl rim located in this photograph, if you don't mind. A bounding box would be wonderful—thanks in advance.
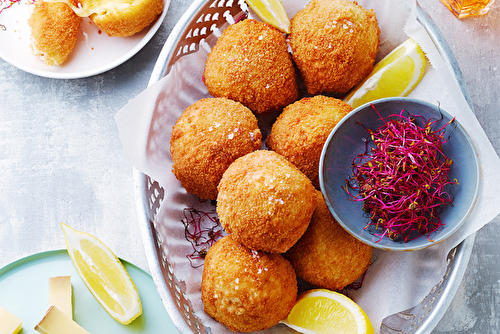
[319,97,481,251]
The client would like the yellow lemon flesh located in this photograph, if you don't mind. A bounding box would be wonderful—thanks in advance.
[281,289,374,334]
[245,0,290,33]
[344,38,427,109]
[61,222,142,325]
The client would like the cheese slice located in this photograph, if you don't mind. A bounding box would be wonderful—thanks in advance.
[35,306,89,334]
[48,276,72,319]
[0,305,22,334]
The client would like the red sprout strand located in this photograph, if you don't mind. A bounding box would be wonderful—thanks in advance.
[344,108,457,243]
[182,207,223,268]
[0,0,35,15]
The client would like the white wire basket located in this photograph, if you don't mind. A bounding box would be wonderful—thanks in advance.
[134,0,476,333]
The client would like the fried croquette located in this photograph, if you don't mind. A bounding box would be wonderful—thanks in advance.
[201,235,297,332]
[285,191,373,291]
[289,0,380,95]
[170,98,262,200]
[217,150,316,253]
[28,0,81,66]
[84,0,164,37]
[203,19,298,114]
[266,95,352,189]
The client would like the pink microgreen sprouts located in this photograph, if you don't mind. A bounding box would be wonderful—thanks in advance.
[0,0,35,15]
[182,207,223,268]
[344,106,458,243]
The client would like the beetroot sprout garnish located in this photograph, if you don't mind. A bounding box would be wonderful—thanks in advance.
[0,0,35,15]
[182,207,223,268]
[343,106,458,243]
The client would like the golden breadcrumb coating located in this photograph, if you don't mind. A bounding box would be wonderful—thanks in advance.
[217,150,316,253]
[85,0,164,37]
[266,95,353,189]
[203,19,298,114]
[285,191,373,291]
[28,0,81,66]
[170,98,262,200]
[202,236,297,332]
[289,0,380,95]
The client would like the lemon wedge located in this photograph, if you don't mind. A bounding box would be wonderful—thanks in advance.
[60,222,142,325]
[344,38,427,109]
[281,289,374,334]
[246,0,291,33]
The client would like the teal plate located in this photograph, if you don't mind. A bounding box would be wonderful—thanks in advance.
[0,250,180,333]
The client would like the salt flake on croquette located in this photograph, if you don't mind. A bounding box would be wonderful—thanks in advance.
[170,98,262,200]
[201,236,297,332]
[217,150,316,253]
[289,0,380,95]
[203,19,298,114]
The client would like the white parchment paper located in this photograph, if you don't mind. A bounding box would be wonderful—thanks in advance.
[115,0,500,332]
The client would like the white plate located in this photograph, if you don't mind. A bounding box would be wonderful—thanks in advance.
[0,0,170,79]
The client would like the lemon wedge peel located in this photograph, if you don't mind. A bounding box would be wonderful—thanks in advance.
[245,0,291,33]
[60,222,142,325]
[281,289,374,334]
[344,38,427,109]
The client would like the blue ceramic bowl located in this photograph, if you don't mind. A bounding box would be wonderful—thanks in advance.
[319,97,480,251]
